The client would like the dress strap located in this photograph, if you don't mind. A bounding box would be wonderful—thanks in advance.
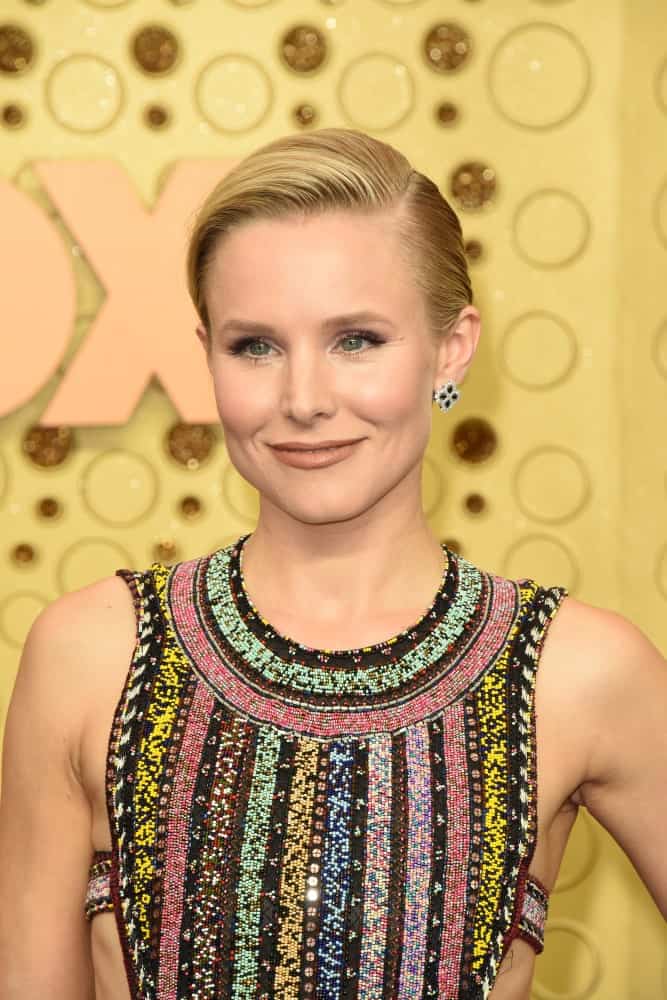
[517,873,549,953]
[84,850,114,921]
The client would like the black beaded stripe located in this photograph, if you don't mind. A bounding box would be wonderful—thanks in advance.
[458,696,481,995]
[422,717,448,999]
[175,702,241,996]
[257,733,298,1000]
[382,732,408,1000]
[341,739,369,1000]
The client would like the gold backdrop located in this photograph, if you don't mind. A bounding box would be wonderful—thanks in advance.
[0,1,665,996]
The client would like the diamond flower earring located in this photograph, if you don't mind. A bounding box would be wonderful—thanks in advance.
[432,381,461,412]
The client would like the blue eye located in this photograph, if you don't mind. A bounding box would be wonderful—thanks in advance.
[227,330,385,361]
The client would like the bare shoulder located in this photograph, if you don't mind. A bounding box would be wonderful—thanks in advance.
[4,573,137,779]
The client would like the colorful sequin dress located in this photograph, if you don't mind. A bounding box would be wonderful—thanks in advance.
[86,532,567,1000]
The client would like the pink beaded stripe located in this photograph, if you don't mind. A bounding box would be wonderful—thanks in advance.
[398,722,432,997]
[168,558,519,736]
[158,682,215,1000]
[357,734,392,999]
[437,701,471,995]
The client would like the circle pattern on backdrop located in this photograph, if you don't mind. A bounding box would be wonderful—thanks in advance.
[502,533,579,592]
[56,538,133,594]
[654,178,667,249]
[488,23,591,129]
[653,319,667,378]
[513,189,590,267]
[0,592,48,648]
[514,446,590,523]
[22,426,74,467]
[165,423,217,468]
[451,418,498,464]
[45,54,124,132]
[553,810,598,893]
[0,23,35,74]
[338,54,414,131]
[81,450,158,526]
[196,55,272,132]
[655,56,667,116]
[656,543,667,600]
[533,920,602,998]
[500,311,578,389]
[131,25,180,75]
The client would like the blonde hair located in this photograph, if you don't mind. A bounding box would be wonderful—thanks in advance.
[186,127,472,340]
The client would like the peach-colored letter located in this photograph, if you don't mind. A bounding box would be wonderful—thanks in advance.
[0,178,76,418]
[34,160,234,425]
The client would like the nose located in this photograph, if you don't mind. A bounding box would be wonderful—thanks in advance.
[279,344,336,422]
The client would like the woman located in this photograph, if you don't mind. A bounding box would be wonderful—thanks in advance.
[0,127,665,1000]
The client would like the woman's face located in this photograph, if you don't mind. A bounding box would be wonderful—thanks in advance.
[198,210,472,528]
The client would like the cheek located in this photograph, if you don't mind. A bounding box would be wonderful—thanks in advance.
[211,370,267,431]
[351,359,429,419]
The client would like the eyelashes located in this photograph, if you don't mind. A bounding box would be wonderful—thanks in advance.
[226,330,386,362]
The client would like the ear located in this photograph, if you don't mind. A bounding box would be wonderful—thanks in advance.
[433,305,481,390]
[195,324,212,371]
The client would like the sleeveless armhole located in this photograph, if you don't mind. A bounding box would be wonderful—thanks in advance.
[101,565,165,1000]
[502,582,569,961]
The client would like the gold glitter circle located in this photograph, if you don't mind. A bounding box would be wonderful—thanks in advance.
[451,417,498,463]
[22,425,74,467]
[424,22,471,73]
[0,24,35,75]
[165,423,217,469]
[281,25,327,73]
[450,161,497,211]
[131,24,180,75]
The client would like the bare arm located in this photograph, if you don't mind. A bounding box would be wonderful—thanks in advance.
[0,594,98,1000]
[562,599,667,917]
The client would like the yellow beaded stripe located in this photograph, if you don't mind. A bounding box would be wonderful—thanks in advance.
[273,737,321,997]
[132,562,191,945]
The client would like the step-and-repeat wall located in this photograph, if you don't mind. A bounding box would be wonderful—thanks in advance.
[1,1,665,995]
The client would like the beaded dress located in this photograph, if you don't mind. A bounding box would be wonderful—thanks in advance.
[85,532,567,1000]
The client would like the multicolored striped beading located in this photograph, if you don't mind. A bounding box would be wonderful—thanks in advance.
[101,533,567,999]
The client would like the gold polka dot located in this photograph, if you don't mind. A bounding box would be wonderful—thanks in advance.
[464,238,484,261]
[36,496,62,519]
[179,495,203,519]
[153,539,180,564]
[131,25,180,75]
[443,537,463,555]
[2,102,25,127]
[12,543,36,566]
[23,425,74,467]
[464,492,486,514]
[424,22,472,73]
[281,25,327,73]
[293,102,318,126]
[451,417,498,463]
[450,162,497,211]
[0,24,35,75]
[436,101,459,124]
[144,103,171,128]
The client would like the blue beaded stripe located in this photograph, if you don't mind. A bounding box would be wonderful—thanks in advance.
[316,741,355,1000]
[231,726,283,1000]
[204,542,482,698]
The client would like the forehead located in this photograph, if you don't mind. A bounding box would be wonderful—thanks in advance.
[203,210,422,322]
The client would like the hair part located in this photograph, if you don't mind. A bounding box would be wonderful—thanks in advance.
[185,127,473,342]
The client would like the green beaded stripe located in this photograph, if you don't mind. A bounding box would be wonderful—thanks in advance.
[205,544,482,696]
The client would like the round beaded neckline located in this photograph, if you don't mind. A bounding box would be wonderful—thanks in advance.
[232,531,452,659]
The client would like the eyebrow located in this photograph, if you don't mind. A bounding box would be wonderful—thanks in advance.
[217,311,395,337]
